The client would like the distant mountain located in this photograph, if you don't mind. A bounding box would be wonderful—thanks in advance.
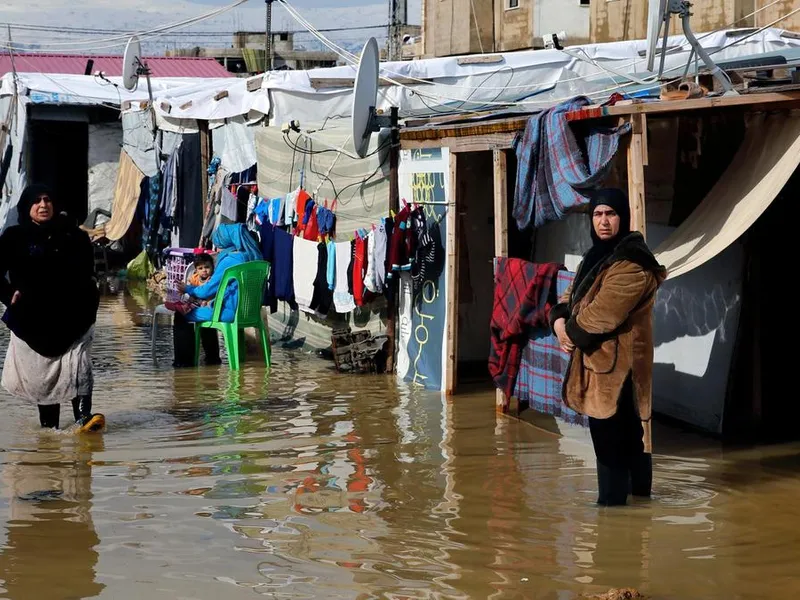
[0,0,421,56]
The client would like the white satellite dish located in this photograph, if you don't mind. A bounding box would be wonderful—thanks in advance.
[122,36,143,91]
[351,37,397,159]
[645,0,667,72]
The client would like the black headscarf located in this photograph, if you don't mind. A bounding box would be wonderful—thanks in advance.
[573,188,631,294]
[17,183,57,228]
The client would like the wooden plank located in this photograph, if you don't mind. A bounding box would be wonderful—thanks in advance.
[457,54,504,65]
[385,135,400,374]
[637,113,649,166]
[401,91,800,143]
[198,120,211,242]
[444,151,460,396]
[246,75,264,92]
[568,90,800,121]
[626,114,646,238]
[401,117,531,142]
[493,148,509,412]
[493,148,508,257]
[309,76,432,90]
[400,132,517,153]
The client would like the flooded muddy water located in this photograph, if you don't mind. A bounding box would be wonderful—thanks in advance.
[0,288,799,599]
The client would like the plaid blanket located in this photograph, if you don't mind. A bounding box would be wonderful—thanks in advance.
[512,96,631,230]
[489,259,563,400]
[514,270,588,427]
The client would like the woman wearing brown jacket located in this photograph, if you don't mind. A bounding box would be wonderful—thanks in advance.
[549,189,666,506]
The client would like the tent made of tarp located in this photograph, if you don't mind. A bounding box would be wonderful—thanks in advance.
[654,112,800,279]
[255,124,390,232]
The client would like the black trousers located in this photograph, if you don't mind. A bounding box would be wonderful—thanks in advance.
[588,374,651,505]
[173,312,220,367]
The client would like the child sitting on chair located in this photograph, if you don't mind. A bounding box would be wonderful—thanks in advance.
[165,253,214,315]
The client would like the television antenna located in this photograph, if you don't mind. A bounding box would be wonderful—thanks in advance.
[351,37,398,159]
[645,0,736,95]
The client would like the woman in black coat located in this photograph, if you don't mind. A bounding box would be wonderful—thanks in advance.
[0,184,102,430]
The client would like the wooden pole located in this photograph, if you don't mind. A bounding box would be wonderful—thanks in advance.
[493,148,509,413]
[627,113,647,237]
[198,119,211,246]
[385,127,400,374]
[444,151,460,396]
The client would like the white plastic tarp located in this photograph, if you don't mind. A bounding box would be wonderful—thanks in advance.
[152,76,270,121]
[654,112,800,279]
[264,28,800,124]
[0,93,27,233]
[212,116,259,174]
[87,122,121,223]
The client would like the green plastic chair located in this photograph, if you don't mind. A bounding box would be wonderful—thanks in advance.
[194,260,271,370]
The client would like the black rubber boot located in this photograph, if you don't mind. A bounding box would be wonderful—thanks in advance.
[38,404,60,429]
[72,395,92,426]
[596,462,629,506]
[630,453,653,497]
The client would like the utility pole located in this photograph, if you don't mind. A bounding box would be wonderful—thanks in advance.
[388,0,407,61]
[265,0,275,72]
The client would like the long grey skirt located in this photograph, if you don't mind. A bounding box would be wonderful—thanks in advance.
[1,327,94,406]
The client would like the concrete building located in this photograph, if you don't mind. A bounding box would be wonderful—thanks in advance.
[591,0,800,43]
[167,31,339,75]
[421,0,591,57]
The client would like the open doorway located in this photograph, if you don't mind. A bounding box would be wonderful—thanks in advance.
[29,120,89,224]
[726,168,800,442]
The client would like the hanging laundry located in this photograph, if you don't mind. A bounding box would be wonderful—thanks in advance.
[488,260,563,400]
[201,164,230,246]
[309,242,332,316]
[245,193,259,233]
[383,216,396,304]
[293,236,318,312]
[260,222,295,313]
[284,188,299,225]
[388,205,412,275]
[326,239,336,291]
[294,189,312,233]
[267,196,284,225]
[333,241,356,314]
[316,205,336,237]
[411,217,445,300]
[365,221,388,294]
[302,203,320,242]
[220,188,238,223]
[353,234,368,307]
[364,230,377,293]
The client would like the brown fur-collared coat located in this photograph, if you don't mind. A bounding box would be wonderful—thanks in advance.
[549,232,666,452]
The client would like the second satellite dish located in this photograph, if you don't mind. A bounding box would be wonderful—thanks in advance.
[123,36,143,91]
[351,37,398,159]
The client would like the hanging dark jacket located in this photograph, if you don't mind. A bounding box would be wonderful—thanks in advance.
[0,215,99,357]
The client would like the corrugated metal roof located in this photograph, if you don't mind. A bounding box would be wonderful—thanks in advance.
[0,53,233,78]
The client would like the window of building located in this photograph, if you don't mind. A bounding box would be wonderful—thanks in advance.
[580,0,590,5]
[279,32,289,41]
[507,0,519,9]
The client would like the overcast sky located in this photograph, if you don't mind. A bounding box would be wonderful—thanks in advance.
[0,0,421,53]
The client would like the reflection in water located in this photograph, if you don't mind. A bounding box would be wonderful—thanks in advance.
[0,290,796,598]
[0,435,104,600]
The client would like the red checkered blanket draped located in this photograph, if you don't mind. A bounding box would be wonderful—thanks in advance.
[489,259,563,400]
